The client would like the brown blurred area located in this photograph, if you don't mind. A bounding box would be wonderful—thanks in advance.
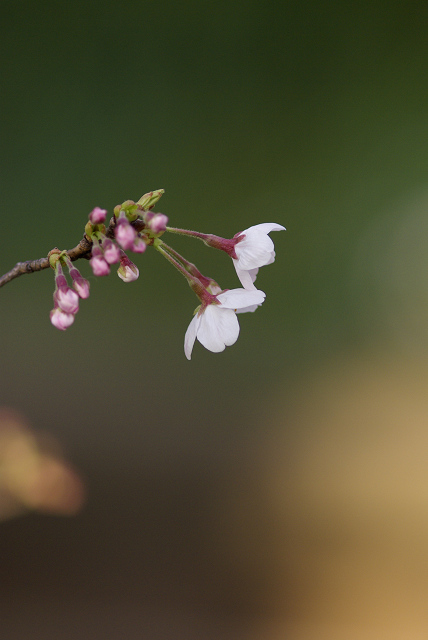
[2,352,428,639]
[0,409,84,520]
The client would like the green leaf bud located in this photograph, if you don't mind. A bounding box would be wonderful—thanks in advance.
[113,200,139,222]
[137,189,164,210]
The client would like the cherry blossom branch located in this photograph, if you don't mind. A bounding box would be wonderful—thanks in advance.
[0,215,123,289]
[0,235,93,289]
[0,188,285,358]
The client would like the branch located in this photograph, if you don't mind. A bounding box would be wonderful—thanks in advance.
[0,236,91,289]
[0,190,285,358]
[0,216,125,289]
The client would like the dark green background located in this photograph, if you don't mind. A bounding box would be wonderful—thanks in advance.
[2,1,428,637]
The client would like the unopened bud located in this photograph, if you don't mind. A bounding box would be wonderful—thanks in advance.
[85,221,106,238]
[114,200,139,222]
[102,238,121,264]
[89,207,107,224]
[90,254,110,277]
[50,308,75,331]
[54,288,79,314]
[117,253,139,282]
[149,213,168,234]
[69,269,90,299]
[89,243,110,276]
[115,219,137,250]
[137,189,164,210]
[131,237,147,253]
[53,260,80,313]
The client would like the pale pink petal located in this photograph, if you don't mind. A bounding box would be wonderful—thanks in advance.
[265,251,276,266]
[197,306,239,352]
[235,236,274,270]
[217,288,266,309]
[233,262,258,290]
[243,223,286,235]
[184,313,202,360]
[234,223,285,271]
[208,284,222,295]
[235,304,262,314]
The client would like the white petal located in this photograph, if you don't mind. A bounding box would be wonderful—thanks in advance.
[217,288,266,309]
[235,223,285,270]
[184,313,201,360]
[235,238,273,270]
[247,267,260,281]
[235,304,261,314]
[243,223,286,235]
[233,261,258,289]
[197,306,240,352]
[208,284,222,295]
[265,251,275,266]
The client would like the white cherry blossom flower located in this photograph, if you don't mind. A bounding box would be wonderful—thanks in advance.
[184,288,266,359]
[232,223,285,289]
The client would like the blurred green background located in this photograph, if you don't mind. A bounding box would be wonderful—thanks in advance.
[2,1,428,638]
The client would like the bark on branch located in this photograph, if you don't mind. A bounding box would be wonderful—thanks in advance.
[0,216,128,289]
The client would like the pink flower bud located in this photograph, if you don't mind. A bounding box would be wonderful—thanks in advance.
[89,207,107,224]
[131,237,147,253]
[55,287,79,314]
[148,213,168,234]
[90,254,110,277]
[70,272,90,298]
[115,220,137,250]
[55,272,68,290]
[102,238,121,264]
[63,257,90,299]
[117,254,139,282]
[50,308,75,331]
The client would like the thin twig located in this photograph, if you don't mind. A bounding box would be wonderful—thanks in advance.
[0,215,146,289]
[0,235,93,288]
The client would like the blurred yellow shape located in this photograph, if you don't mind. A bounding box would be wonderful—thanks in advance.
[0,408,84,520]
[259,353,428,639]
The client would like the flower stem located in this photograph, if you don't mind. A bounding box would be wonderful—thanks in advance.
[165,227,210,242]
[166,227,225,249]
[165,227,236,255]
[154,240,207,299]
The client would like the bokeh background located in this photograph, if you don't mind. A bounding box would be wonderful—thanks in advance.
[2,1,428,638]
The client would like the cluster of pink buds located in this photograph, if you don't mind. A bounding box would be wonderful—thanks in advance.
[88,237,122,277]
[112,201,146,253]
[85,207,122,276]
[49,189,285,359]
[49,252,90,330]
